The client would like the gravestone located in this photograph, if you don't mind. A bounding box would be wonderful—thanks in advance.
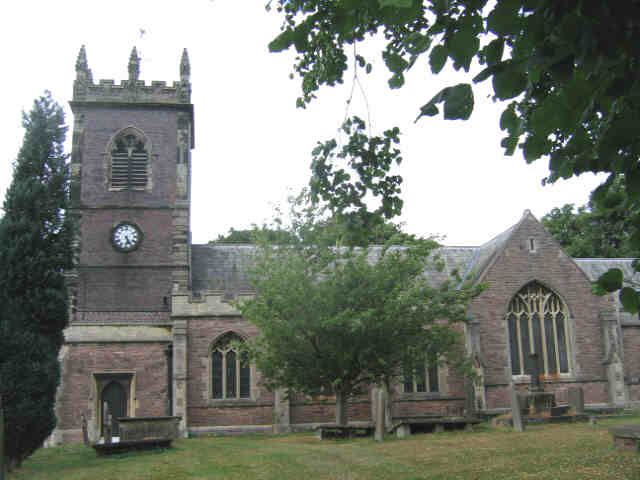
[374,389,385,442]
[506,368,524,432]
[567,387,584,415]
[81,414,89,446]
[103,402,112,445]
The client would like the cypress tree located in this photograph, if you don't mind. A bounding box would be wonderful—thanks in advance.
[0,92,73,468]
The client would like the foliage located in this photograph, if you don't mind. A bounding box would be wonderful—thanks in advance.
[239,198,479,425]
[211,214,432,248]
[542,177,640,259]
[267,0,640,311]
[211,226,295,245]
[0,93,73,467]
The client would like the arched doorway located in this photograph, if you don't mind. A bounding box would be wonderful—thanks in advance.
[100,380,128,436]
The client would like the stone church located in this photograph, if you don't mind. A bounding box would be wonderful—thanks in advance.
[51,47,640,444]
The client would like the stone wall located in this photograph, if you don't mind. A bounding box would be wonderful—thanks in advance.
[470,213,609,409]
[55,341,170,443]
[185,317,274,428]
[623,326,640,401]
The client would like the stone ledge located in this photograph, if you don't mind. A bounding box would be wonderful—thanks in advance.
[64,325,172,343]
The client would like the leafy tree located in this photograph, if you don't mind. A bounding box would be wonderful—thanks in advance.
[211,226,295,244]
[267,0,640,311]
[239,199,479,426]
[542,177,640,258]
[0,93,73,468]
[211,216,432,247]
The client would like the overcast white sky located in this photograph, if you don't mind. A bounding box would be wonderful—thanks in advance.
[1,0,604,246]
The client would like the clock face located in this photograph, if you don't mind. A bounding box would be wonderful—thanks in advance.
[112,223,142,252]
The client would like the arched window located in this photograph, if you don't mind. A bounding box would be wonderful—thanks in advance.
[211,333,250,399]
[507,282,571,376]
[109,128,149,190]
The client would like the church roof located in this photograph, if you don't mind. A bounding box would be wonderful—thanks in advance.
[190,213,638,304]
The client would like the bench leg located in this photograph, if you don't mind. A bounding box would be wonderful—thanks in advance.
[434,424,444,433]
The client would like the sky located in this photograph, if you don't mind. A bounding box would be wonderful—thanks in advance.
[1,0,605,246]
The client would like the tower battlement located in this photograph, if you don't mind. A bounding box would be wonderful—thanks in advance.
[72,45,191,105]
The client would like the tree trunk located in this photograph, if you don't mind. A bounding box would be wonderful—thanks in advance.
[335,390,347,426]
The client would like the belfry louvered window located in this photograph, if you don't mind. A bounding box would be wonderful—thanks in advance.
[211,333,250,400]
[507,282,571,376]
[110,132,148,190]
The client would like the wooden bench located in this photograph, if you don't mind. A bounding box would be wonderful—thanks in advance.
[313,423,375,440]
[610,424,640,452]
[391,416,482,438]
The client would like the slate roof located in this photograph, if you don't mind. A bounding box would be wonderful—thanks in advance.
[190,216,638,308]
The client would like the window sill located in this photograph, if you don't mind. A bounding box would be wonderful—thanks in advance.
[207,398,264,408]
[512,374,575,384]
[398,392,448,401]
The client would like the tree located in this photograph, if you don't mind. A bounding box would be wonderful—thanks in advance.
[239,199,479,426]
[0,93,73,468]
[267,0,640,310]
[542,177,640,258]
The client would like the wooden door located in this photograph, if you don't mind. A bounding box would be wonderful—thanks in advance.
[101,381,128,436]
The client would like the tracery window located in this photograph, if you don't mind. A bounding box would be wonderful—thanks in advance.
[110,129,149,190]
[211,333,250,400]
[507,282,571,376]
[403,363,439,393]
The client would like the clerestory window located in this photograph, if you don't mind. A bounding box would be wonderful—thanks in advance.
[403,362,439,394]
[507,282,571,376]
[211,333,250,400]
[110,130,149,190]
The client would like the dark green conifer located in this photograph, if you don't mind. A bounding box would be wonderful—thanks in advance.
[0,92,73,468]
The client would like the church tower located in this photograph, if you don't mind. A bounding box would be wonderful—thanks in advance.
[52,46,194,443]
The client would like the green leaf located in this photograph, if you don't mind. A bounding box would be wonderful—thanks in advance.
[443,84,474,120]
[597,268,624,293]
[429,45,448,74]
[447,27,480,72]
[522,134,550,162]
[499,105,519,132]
[483,39,504,66]
[625,170,640,198]
[378,0,413,7]
[388,73,405,89]
[472,64,499,83]
[487,0,522,36]
[383,51,409,73]
[501,135,518,155]
[492,68,527,100]
[415,87,448,121]
[269,29,295,52]
[620,287,640,314]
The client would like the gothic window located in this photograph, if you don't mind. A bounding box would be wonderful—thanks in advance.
[110,129,149,190]
[403,363,439,393]
[211,333,250,400]
[507,282,571,376]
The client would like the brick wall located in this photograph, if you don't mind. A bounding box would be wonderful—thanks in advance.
[57,342,170,435]
[186,317,274,427]
[470,214,608,408]
[75,106,178,207]
[623,326,640,398]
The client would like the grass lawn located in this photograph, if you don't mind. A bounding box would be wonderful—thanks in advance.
[9,415,640,480]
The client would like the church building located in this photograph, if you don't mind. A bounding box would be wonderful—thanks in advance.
[51,47,640,444]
